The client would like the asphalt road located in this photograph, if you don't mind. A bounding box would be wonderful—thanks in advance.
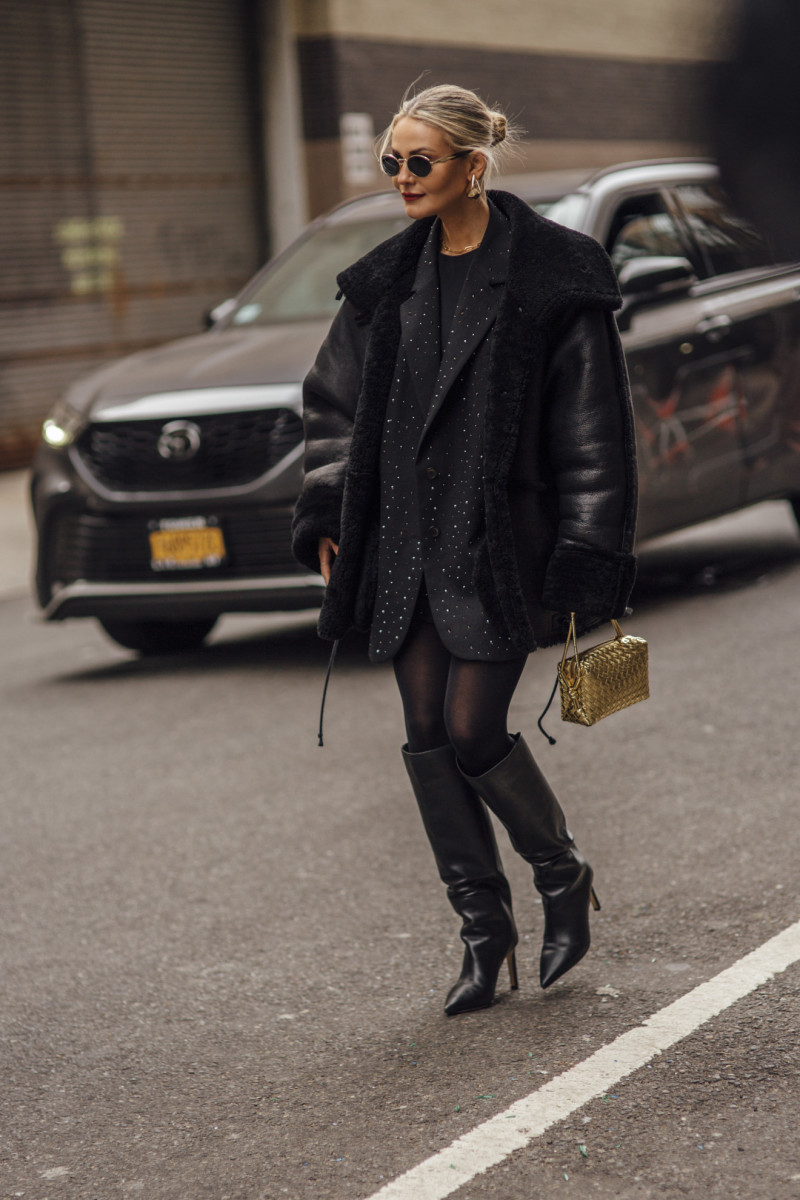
[2,500,800,1199]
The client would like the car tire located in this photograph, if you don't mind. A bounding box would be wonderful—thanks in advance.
[98,617,218,654]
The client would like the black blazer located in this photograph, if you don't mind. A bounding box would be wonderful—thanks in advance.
[292,190,638,653]
[368,201,523,660]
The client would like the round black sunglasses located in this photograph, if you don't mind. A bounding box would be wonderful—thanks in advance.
[380,150,470,178]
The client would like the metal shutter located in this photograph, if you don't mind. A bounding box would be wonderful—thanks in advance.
[0,0,265,468]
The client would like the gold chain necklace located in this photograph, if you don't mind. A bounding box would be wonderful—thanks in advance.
[440,237,483,255]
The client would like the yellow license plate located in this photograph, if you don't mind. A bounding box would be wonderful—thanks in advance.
[149,523,226,570]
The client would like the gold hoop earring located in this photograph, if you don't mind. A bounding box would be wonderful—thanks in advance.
[466,174,483,199]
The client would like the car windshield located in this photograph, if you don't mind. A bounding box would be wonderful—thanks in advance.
[229,217,410,326]
[227,192,588,327]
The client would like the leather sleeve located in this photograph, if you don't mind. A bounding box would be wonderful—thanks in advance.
[541,307,638,618]
[290,300,369,572]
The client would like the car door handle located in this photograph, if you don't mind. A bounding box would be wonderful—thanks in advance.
[695,314,733,341]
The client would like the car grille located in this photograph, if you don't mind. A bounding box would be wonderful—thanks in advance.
[48,506,305,586]
[75,409,303,492]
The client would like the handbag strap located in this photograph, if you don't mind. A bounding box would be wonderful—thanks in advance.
[539,610,578,745]
[560,611,580,671]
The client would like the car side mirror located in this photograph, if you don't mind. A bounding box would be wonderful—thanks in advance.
[203,298,236,330]
[618,256,697,297]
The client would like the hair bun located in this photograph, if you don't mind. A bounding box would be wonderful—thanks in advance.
[491,113,507,146]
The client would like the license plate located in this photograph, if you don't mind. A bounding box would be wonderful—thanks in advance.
[149,517,226,571]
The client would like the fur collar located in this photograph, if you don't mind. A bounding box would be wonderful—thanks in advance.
[336,188,622,321]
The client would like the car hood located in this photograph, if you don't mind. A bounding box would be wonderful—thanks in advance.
[66,321,333,417]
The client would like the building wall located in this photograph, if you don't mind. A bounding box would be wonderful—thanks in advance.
[295,0,735,213]
[0,0,268,468]
[297,0,732,59]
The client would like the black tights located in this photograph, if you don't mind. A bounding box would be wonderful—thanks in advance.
[393,615,527,777]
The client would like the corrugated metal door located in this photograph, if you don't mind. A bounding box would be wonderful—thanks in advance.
[0,0,265,468]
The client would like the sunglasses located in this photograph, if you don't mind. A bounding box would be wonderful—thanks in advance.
[380,150,470,178]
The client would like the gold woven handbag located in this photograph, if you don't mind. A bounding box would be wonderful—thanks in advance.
[538,613,649,742]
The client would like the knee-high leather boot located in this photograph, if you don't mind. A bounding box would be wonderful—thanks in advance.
[458,734,600,989]
[402,743,518,1016]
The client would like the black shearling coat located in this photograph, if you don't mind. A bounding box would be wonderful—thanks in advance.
[291,189,638,653]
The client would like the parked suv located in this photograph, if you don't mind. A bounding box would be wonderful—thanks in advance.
[31,160,800,651]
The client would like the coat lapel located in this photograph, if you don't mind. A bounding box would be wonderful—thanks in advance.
[399,223,441,415]
[417,204,510,449]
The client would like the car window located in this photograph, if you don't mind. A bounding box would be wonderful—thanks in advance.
[605,192,690,276]
[672,183,772,276]
[229,216,410,325]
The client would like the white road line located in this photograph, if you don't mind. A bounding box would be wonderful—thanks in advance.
[367,918,800,1200]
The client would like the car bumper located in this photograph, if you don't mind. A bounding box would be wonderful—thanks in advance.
[43,573,324,621]
[31,443,323,620]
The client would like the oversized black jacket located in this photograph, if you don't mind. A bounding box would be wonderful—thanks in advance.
[291,189,638,652]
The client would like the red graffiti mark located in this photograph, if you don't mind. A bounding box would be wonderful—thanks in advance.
[636,364,750,472]
[649,390,680,420]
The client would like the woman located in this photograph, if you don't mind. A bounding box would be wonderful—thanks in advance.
[291,85,637,1016]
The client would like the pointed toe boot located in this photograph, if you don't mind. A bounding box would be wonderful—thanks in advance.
[458,734,599,990]
[535,845,600,988]
[402,743,518,1016]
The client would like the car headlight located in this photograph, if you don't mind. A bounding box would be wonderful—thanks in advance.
[42,399,88,448]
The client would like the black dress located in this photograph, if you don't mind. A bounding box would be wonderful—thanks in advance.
[367,223,521,664]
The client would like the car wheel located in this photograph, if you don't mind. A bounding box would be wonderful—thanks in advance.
[98,617,218,654]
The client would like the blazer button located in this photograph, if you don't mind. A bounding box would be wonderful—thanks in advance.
[426,466,438,479]
[428,525,440,539]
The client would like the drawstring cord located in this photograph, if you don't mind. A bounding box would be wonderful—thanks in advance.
[317,638,340,746]
[537,672,559,745]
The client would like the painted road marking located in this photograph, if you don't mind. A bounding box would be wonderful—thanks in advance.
[367,918,800,1200]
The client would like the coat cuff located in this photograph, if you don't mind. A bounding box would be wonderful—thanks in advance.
[290,497,342,573]
[542,539,636,619]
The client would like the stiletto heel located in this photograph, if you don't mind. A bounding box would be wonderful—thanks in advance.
[506,950,519,990]
[590,887,601,912]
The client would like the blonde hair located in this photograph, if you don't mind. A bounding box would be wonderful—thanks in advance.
[378,84,519,183]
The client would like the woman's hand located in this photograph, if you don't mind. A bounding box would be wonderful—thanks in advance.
[318,536,339,586]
